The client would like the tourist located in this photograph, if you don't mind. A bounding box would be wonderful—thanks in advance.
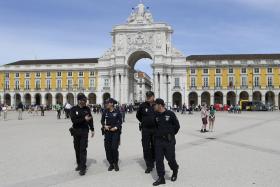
[209,105,216,132]
[2,104,8,121]
[17,102,24,120]
[200,104,208,133]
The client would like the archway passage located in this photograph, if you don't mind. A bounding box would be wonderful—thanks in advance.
[88,93,97,104]
[239,91,249,102]
[227,91,236,105]
[56,93,63,105]
[201,92,210,106]
[35,93,41,105]
[214,92,223,105]
[4,93,11,106]
[172,92,182,108]
[189,92,198,106]
[15,93,21,106]
[265,91,275,105]
[103,93,111,103]
[24,93,31,106]
[66,93,74,106]
[253,91,262,102]
[45,93,53,106]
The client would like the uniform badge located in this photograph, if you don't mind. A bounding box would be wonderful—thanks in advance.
[76,111,79,115]
[113,113,117,117]
[165,115,170,121]
[145,108,148,112]
[156,117,159,122]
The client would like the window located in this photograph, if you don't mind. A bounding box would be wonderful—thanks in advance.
[56,79,62,89]
[46,72,51,77]
[25,73,30,78]
[46,79,51,89]
[68,72,72,77]
[267,76,273,86]
[15,80,20,90]
[35,80,41,89]
[25,80,30,89]
[216,68,221,74]
[190,69,196,74]
[90,71,95,76]
[191,77,196,87]
[5,80,9,89]
[229,76,234,87]
[15,72,20,78]
[267,67,273,74]
[57,72,62,77]
[254,76,260,87]
[78,79,84,89]
[228,67,234,74]
[241,67,247,74]
[241,76,247,86]
[67,79,73,89]
[215,77,221,87]
[203,77,208,87]
[79,71,84,77]
[5,73,10,78]
[104,79,109,87]
[89,79,95,88]
[254,68,259,74]
[174,78,180,87]
[203,68,208,74]
[36,72,41,77]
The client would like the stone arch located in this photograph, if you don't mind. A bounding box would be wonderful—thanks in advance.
[88,93,97,104]
[201,91,210,106]
[172,92,182,108]
[55,93,63,105]
[15,93,22,106]
[4,93,11,106]
[24,93,31,106]
[189,92,198,106]
[103,93,111,103]
[45,93,53,106]
[214,91,223,104]
[66,93,75,105]
[227,91,236,105]
[239,91,249,102]
[265,91,275,105]
[34,93,42,105]
[253,91,262,102]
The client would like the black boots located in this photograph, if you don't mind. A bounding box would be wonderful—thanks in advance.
[171,169,178,182]
[113,163,119,171]
[79,169,86,176]
[145,167,153,173]
[108,164,114,171]
[108,163,119,171]
[153,177,166,186]
[75,166,81,171]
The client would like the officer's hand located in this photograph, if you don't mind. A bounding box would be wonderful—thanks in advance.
[110,127,118,132]
[104,125,110,131]
[85,115,92,121]
[91,131,95,138]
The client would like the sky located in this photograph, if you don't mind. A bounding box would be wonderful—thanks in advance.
[0,0,280,77]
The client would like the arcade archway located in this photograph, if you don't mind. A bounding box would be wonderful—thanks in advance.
[172,92,182,108]
[88,93,97,104]
[201,92,210,106]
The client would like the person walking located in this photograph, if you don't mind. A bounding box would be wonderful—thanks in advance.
[17,102,24,120]
[56,103,62,119]
[153,98,180,186]
[101,98,122,172]
[209,105,216,132]
[2,104,8,121]
[69,93,94,176]
[200,104,208,133]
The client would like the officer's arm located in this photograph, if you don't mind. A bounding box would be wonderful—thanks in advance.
[87,108,94,131]
[113,112,122,130]
[171,112,180,135]
[101,112,106,126]
[70,108,85,124]
[136,105,142,122]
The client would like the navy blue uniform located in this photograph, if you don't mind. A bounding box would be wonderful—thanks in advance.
[154,110,180,178]
[101,109,122,165]
[70,105,94,171]
[136,101,156,169]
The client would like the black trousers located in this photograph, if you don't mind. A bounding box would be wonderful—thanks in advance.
[155,137,179,177]
[104,131,120,165]
[73,129,89,170]
[141,128,155,169]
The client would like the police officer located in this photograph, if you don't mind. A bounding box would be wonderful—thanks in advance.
[153,98,180,186]
[136,91,156,173]
[70,93,94,176]
[101,98,122,171]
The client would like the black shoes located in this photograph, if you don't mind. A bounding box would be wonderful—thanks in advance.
[75,166,81,171]
[153,177,166,186]
[108,164,114,171]
[171,170,178,182]
[79,169,86,176]
[145,167,153,174]
[113,163,119,171]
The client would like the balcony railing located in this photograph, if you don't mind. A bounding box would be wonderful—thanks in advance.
[227,86,235,90]
[173,86,181,90]
[103,86,110,91]
[202,86,209,90]
[214,86,222,90]
[253,85,261,90]
[189,86,196,90]
[266,85,274,90]
[240,85,248,89]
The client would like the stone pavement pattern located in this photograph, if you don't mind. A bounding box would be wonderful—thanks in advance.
[0,111,280,187]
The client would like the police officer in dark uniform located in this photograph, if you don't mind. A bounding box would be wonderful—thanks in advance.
[153,98,180,186]
[69,93,94,176]
[136,91,156,173]
[101,98,122,171]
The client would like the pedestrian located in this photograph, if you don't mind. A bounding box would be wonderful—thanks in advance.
[0,104,2,117]
[3,104,8,121]
[69,93,94,176]
[136,91,156,173]
[120,105,126,122]
[209,105,216,132]
[200,104,208,133]
[101,98,122,172]
[56,103,62,119]
[153,98,180,186]
[40,105,45,116]
[17,102,24,120]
